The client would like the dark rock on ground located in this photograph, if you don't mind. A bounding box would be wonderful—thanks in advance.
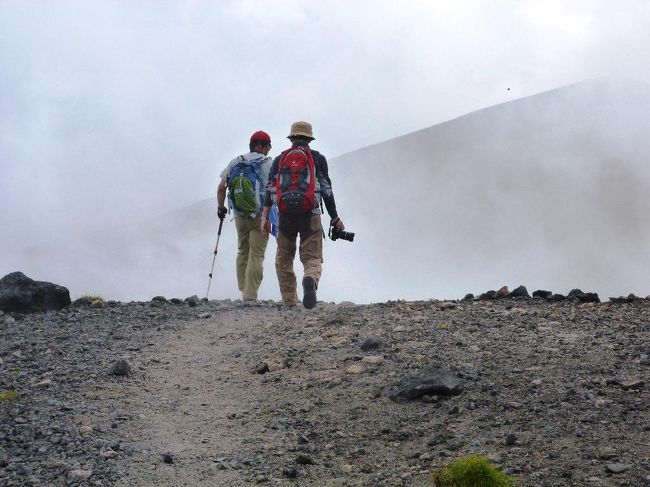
[508,285,530,299]
[479,290,498,300]
[359,336,387,351]
[295,454,314,465]
[73,296,94,307]
[390,365,463,400]
[568,288,584,298]
[109,359,132,377]
[185,295,200,307]
[565,288,600,303]
[533,289,553,299]
[0,271,71,313]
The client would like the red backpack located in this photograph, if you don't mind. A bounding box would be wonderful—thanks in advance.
[275,146,316,214]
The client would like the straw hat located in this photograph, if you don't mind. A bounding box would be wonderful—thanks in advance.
[287,121,315,140]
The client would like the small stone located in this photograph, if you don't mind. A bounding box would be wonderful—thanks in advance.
[345,364,366,375]
[197,312,212,319]
[109,359,132,377]
[393,325,406,332]
[620,379,644,391]
[68,469,93,481]
[605,463,631,474]
[283,467,298,478]
[505,433,517,446]
[101,448,119,459]
[598,447,617,460]
[266,355,287,372]
[91,300,105,309]
[33,379,52,388]
[295,454,314,465]
[79,425,93,434]
[362,355,384,365]
[185,295,200,307]
[439,302,458,310]
[360,336,387,351]
[253,362,269,374]
[487,454,503,464]
[162,453,174,464]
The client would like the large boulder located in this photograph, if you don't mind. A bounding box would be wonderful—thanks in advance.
[390,366,463,400]
[0,272,71,313]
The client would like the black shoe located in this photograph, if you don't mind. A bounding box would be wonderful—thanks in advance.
[302,276,317,309]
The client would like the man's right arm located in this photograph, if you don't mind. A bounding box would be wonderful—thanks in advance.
[217,158,236,219]
[217,179,227,208]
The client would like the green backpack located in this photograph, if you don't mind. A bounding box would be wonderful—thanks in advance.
[227,156,264,217]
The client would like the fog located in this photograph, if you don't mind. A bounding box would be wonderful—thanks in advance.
[2,2,650,302]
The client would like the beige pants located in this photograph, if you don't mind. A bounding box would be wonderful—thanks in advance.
[235,215,269,300]
[275,214,323,306]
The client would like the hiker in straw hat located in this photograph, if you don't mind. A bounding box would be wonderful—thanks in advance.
[261,121,345,308]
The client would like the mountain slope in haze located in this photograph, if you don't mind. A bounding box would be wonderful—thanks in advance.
[327,78,650,302]
[6,78,649,302]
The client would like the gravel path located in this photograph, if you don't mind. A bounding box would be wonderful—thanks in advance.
[1,297,649,486]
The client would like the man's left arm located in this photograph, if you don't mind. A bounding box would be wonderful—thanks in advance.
[316,154,344,230]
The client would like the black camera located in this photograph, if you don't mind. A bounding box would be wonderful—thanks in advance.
[329,222,355,242]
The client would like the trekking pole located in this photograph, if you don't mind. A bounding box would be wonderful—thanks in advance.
[206,217,224,300]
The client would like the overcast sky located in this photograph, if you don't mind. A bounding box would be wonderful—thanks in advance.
[2,1,649,223]
[1,1,650,299]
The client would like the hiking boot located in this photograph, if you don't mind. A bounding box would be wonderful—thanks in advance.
[302,276,317,309]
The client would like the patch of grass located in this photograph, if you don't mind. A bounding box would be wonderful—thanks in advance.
[432,455,517,487]
[79,294,105,302]
[0,390,19,402]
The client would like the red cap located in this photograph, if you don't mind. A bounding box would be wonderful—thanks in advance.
[250,130,271,144]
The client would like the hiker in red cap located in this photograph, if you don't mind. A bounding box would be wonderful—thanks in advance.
[217,130,273,302]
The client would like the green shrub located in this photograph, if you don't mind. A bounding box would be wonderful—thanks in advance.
[79,294,105,302]
[432,455,516,487]
[0,390,18,402]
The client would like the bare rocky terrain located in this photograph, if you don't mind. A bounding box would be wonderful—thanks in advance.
[1,294,649,486]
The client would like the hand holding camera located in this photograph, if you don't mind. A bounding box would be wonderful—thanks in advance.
[329,218,354,242]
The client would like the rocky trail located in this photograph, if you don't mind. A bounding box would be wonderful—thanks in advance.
[1,295,649,486]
